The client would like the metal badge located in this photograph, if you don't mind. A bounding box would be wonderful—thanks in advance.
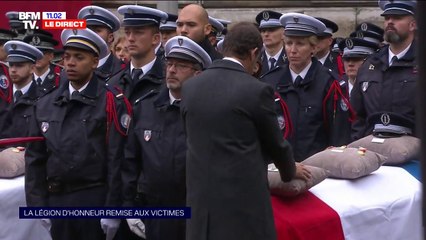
[128,8,134,15]
[277,115,285,130]
[356,31,364,39]
[178,38,183,46]
[293,17,299,23]
[380,113,390,126]
[11,44,17,50]
[144,130,152,141]
[263,11,269,21]
[72,29,78,35]
[0,75,9,89]
[120,113,131,129]
[345,39,354,50]
[48,73,54,79]
[362,82,369,92]
[340,99,348,111]
[89,8,95,15]
[361,23,368,31]
[368,64,375,70]
[41,122,49,133]
[32,36,41,46]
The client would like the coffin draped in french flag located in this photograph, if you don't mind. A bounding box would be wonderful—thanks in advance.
[272,163,422,240]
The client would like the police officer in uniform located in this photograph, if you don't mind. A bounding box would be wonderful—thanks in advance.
[351,0,418,140]
[315,17,345,79]
[208,16,224,47]
[334,38,379,144]
[261,13,352,161]
[78,5,124,81]
[1,41,43,138]
[160,13,178,48]
[25,28,132,240]
[123,36,211,240]
[0,29,17,138]
[108,5,167,103]
[23,33,61,97]
[255,10,287,76]
[352,22,384,46]
[5,11,26,40]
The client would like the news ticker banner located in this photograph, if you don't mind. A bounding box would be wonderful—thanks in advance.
[19,207,191,219]
[18,11,86,30]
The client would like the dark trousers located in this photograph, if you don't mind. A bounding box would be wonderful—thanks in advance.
[48,186,107,240]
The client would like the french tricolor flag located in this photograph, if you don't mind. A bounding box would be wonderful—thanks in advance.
[272,165,422,240]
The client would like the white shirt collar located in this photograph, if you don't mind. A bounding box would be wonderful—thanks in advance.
[318,51,330,65]
[223,57,244,67]
[388,43,411,65]
[97,52,111,68]
[169,91,180,105]
[289,61,312,82]
[130,57,157,77]
[33,68,50,84]
[13,80,32,95]
[265,47,284,69]
[69,80,90,95]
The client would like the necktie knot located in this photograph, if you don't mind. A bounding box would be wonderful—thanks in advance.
[269,58,276,70]
[172,100,181,108]
[71,90,80,100]
[132,68,143,81]
[390,56,398,66]
[14,90,23,103]
[36,77,42,86]
[294,75,303,88]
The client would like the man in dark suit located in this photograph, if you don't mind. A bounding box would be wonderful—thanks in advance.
[181,22,311,240]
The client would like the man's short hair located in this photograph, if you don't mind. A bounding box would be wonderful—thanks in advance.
[223,22,262,59]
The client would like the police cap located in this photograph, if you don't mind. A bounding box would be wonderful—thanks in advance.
[280,13,326,37]
[165,36,212,69]
[117,5,168,27]
[78,5,121,32]
[61,28,109,59]
[4,40,43,63]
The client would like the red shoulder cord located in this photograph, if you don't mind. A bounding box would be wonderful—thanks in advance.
[274,92,293,139]
[120,62,126,70]
[106,87,133,142]
[0,64,12,103]
[336,54,345,80]
[322,80,356,129]
[53,65,62,87]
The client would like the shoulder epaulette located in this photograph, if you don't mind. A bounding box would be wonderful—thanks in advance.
[105,83,125,99]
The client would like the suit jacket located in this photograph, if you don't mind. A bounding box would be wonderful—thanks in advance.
[181,59,295,240]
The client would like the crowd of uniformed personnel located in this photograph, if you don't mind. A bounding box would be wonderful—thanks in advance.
[0,0,418,239]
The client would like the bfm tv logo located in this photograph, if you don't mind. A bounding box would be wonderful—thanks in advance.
[18,12,86,30]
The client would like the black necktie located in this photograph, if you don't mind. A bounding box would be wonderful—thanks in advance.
[294,75,303,88]
[36,77,42,86]
[172,100,181,108]
[132,68,143,81]
[71,90,80,100]
[14,90,23,103]
[390,56,398,66]
[269,58,276,71]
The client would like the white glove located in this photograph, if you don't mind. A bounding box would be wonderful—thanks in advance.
[126,219,146,239]
[100,219,121,240]
[40,218,51,232]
